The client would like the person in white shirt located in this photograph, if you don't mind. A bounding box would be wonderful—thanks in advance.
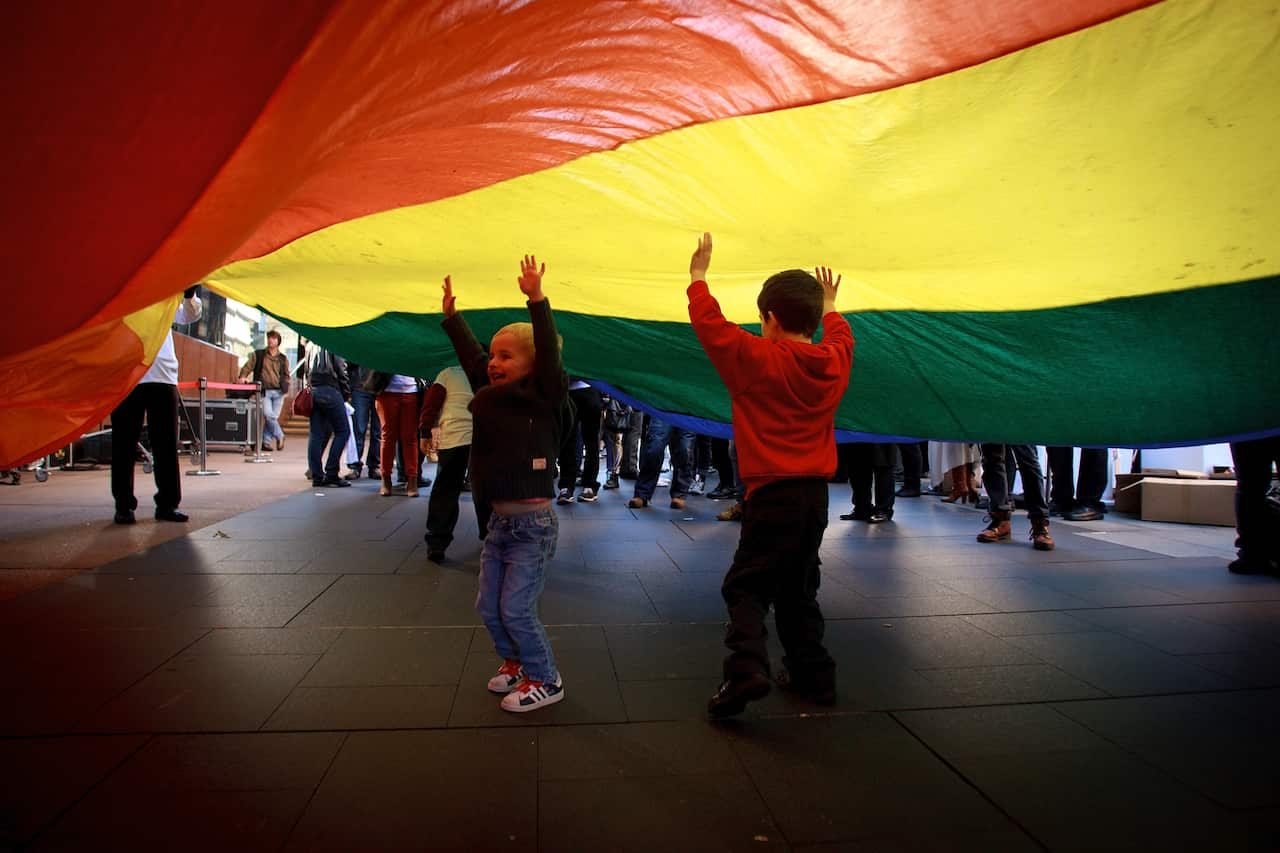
[418,365,485,562]
[111,286,202,524]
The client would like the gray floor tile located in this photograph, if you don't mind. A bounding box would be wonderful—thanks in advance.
[538,720,740,779]
[264,685,455,730]
[0,688,124,736]
[606,623,727,680]
[895,704,1112,759]
[1185,650,1280,687]
[185,627,345,656]
[914,663,1105,705]
[285,729,537,851]
[0,626,209,690]
[0,735,145,845]
[730,714,1016,845]
[827,617,1044,670]
[285,575,439,627]
[1069,605,1258,654]
[1006,631,1237,694]
[962,611,1095,637]
[541,774,787,852]
[539,574,662,624]
[106,731,344,791]
[80,654,318,732]
[301,627,472,687]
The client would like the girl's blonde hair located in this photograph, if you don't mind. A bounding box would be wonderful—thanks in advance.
[491,322,563,352]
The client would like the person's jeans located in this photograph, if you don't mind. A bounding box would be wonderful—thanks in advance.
[634,417,694,500]
[261,389,285,443]
[722,478,834,685]
[981,443,1048,521]
[350,389,381,471]
[476,507,559,682]
[308,385,350,482]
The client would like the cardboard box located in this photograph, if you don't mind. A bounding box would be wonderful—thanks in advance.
[1112,473,1144,514]
[1139,477,1236,527]
[1141,468,1208,479]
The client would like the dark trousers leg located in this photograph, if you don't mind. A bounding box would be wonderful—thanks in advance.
[1230,437,1280,562]
[981,443,1011,511]
[144,384,181,510]
[1076,448,1108,509]
[575,390,603,491]
[621,414,644,477]
[723,479,833,681]
[1010,444,1048,521]
[110,385,147,512]
[898,442,922,490]
[1046,446,1075,509]
[711,438,733,488]
[425,445,470,551]
[848,443,872,512]
[669,428,695,498]
[874,466,895,513]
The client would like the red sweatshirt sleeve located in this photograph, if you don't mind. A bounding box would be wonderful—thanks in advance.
[418,383,447,436]
[686,280,759,394]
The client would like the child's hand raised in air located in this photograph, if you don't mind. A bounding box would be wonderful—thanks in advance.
[815,266,841,314]
[690,232,712,283]
[442,275,458,318]
[518,255,545,302]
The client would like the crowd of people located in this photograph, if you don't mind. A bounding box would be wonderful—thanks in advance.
[107,238,1278,719]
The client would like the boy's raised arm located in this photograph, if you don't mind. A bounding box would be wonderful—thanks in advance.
[686,232,755,392]
[520,254,569,398]
[440,275,491,390]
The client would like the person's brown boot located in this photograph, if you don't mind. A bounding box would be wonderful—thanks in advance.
[380,475,393,497]
[405,474,419,498]
[1030,519,1055,551]
[976,510,1011,543]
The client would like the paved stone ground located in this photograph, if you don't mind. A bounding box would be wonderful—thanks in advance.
[2,465,1278,851]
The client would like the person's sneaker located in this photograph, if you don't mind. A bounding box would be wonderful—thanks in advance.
[1030,520,1055,551]
[707,672,771,717]
[627,497,649,509]
[716,502,743,521]
[556,488,575,505]
[670,497,686,510]
[487,659,524,694]
[689,476,705,496]
[578,487,598,503]
[705,485,735,500]
[321,478,353,488]
[1064,506,1104,522]
[1227,555,1277,575]
[344,464,362,480]
[603,473,620,490]
[501,675,564,712]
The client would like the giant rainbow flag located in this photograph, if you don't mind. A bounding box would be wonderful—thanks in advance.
[2,0,1277,468]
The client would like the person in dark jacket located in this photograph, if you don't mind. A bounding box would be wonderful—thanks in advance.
[305,347,352,487]
[441,254,571,713]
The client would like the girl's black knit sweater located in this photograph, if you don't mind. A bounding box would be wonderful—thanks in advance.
[442,298,570,507]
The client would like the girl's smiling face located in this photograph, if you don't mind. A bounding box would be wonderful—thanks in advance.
[487,331,534,385]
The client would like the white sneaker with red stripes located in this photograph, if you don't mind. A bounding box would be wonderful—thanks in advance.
[500,674,564,712]
[487,659,524,694]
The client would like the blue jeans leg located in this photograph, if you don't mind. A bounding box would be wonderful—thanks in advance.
[262,389,284,443]
[475,509,559,682]
[308,386,348,481]
[351,390,381,470]
[634,417,671,500]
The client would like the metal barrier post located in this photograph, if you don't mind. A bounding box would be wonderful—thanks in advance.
[245,381,272,463]
[186,377,221,476]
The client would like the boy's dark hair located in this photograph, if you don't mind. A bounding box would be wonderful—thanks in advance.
[266,329,282,344]
[757,269,823,337]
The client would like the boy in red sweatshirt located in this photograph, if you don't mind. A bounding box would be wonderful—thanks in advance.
[686,233,854,717]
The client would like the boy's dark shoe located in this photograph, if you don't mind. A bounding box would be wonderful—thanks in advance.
[1064,506,1104,521]
[868,509,893,523]
[155,508,189,522]
[427,549,446,564]
[1228,555,1278,576]
[839,509,871,521]
[367,466,381,480]
[707,673,772,718]
[113,510,136,525]
[775,667,836,705]
[320,478,352,488]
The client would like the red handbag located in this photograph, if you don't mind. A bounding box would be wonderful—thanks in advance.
[291,387,313,417]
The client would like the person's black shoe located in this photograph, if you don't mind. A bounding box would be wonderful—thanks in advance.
[867,510,891,523]
[895,487,922,498]
[113,510,136,525]
[1228,556,1277,576]
[707,673,772,718]
[839,510,871,521]
[321,478,352,488]
[603,473,620,490]
[1048,501,1070,517]
[705,485,736,500]
[343,465,362,481]
[427,550,446,564]
[154,508,189,522]
[1064,506,1104,522]
[367,466,381,480]
[775,668,836,705]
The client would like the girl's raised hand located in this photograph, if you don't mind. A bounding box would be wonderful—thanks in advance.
[518,255,545,301]
[442,275,457,317]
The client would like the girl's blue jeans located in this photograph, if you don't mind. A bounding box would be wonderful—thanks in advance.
[476,507,559,682]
